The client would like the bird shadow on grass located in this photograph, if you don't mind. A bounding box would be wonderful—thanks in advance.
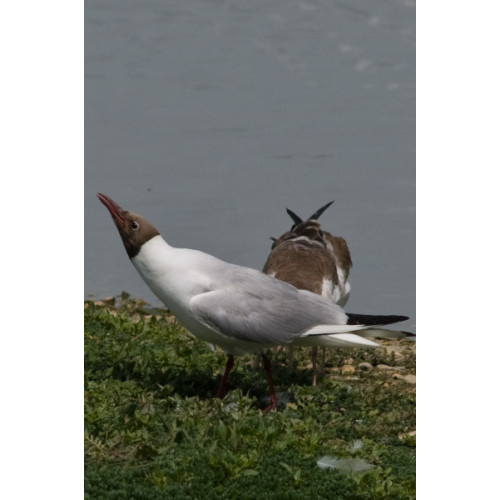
[103,351,319,412]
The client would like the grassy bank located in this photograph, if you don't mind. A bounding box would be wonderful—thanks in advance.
[84,295,416,499]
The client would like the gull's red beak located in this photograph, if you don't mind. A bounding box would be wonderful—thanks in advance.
[97,193,125,227]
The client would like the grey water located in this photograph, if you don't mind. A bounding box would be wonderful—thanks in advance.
[85,0,415,332]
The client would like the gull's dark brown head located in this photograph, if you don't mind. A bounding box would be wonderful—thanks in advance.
[97,193,160,259]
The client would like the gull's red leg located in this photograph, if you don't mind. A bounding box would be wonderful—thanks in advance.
[215,354,234,398]
[261,352,279,413]
[311,346,318,387]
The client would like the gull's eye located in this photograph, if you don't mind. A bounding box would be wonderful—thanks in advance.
[131,221,140,231]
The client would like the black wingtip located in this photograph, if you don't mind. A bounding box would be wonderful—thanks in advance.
[286,208,303,226]
[346,313,409,327]
[309,200,334,221]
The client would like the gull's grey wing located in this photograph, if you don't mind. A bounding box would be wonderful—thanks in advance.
[189,267,348,345]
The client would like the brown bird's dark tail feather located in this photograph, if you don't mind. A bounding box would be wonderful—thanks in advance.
[347,313,410,328]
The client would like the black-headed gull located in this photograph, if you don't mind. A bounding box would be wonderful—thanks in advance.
[97,194,410,412]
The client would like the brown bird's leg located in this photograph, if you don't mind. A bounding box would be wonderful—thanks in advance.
[261,352,279,413]
[215,354,234,398]
[320,346,327,375]
[252,354,260,370]
[311,346,318,387]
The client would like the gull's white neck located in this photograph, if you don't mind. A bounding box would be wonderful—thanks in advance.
[130,235,218,314]
[131,235,175,283]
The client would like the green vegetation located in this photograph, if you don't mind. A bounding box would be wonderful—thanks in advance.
[85,295,416,499]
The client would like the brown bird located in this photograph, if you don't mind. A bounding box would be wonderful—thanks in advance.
[263,201,353,385]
